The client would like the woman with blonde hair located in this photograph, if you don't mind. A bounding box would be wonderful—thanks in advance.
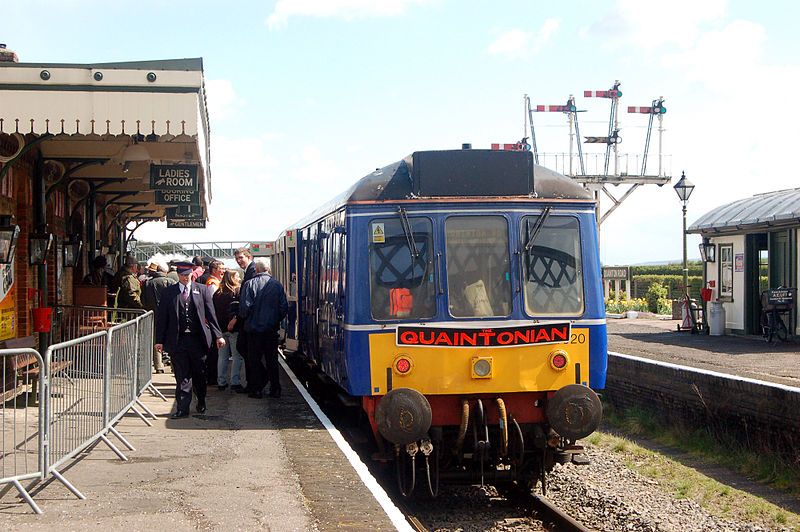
[213,270,245,391]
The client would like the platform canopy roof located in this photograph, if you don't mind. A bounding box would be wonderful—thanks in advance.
[0,57,211,223]
[688,188,800,235]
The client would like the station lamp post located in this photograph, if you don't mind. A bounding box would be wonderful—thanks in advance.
[673,171,695,296]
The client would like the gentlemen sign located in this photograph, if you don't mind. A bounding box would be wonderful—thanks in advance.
[155,190,200,205]
[150,164,198,191]
[167,218,206,229]
[166,206,204,219]
[396,323,571,348]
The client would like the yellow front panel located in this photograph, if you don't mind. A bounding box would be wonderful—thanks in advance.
[369,328,590,395]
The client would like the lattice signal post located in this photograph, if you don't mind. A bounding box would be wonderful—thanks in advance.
[525,81,671,226]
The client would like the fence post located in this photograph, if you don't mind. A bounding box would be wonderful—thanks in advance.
[104,329,112,428]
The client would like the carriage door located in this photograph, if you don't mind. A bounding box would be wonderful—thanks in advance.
[303,224,321,361]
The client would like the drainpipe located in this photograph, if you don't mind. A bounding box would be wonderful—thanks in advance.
[33,157,49,353]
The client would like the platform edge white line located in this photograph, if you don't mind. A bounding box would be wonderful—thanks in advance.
[279,356,414,532]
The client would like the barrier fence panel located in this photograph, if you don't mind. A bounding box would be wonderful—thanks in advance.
[105,320,139,427]
[136,312,155,396]
[46,331,108,476]
[0,348,45,514]
[53,305,145,344]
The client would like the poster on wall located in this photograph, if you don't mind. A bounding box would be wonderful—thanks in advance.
[734,253,744,273]
[0,260,16,341]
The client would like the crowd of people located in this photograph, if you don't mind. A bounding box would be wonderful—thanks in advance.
[83,248,288,419]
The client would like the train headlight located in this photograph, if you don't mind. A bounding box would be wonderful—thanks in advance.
[549,349,569,371]
[393,354,413,376]
[471,357,493,379]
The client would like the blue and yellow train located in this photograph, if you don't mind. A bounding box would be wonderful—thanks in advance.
[271,147,607,494]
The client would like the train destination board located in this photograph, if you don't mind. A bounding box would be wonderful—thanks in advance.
[150,164,198,191]
[167,218,206,229]
[396,322,571,348]
[155,189,200,205]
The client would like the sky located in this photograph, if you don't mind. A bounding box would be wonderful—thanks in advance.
[3,0,799,265]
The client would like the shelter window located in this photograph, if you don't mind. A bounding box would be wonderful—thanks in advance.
[369,217,435,320]
[719,244,733,301]
[445,216,512,318]
[521,215,584,316]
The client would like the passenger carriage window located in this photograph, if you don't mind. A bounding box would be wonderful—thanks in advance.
[521,215,584,316]
[368,217,435,320]
[445,216,512,318]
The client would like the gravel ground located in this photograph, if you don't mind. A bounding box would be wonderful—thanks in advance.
[546,445,784,532]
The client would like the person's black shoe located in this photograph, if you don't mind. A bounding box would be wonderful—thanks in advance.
[236,387,251,394]
[230,384,244,392]
[196,400,206,414]
[217,384,228,391]
[268,389,281,398]
[171,411,189,419]
[248,391,263,399]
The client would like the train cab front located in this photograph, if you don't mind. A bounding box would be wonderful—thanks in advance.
[362,320,604,496]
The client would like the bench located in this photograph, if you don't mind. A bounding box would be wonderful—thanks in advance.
[0,336,39,403]
[0,336,74,403]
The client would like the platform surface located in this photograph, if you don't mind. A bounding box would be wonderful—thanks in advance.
[1,370,398,531]
[608,318,800,387]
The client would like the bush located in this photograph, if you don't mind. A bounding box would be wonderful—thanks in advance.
[645,283,669,314]
[631,274,703,300]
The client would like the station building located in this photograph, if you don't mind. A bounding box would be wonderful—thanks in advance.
[688,188,799,336]
[0,47,211,352]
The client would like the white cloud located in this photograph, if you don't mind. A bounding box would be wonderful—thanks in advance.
[487,29,531,58]
[583,0,727,51]
[267,0,433,30]
[205,79,245,121]
[487,19,560,58]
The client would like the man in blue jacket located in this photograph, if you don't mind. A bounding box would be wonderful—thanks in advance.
[239,257,288,398]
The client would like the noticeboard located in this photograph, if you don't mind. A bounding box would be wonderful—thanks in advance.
[166,206,204,219]
[602,266,629,280]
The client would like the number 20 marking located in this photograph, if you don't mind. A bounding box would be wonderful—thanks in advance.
[570,333,586,344]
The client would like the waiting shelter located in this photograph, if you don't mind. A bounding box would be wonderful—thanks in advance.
[688,188,799,336]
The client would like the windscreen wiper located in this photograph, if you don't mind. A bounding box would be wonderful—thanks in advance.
[397,207,419,261]
[523,206,552,252]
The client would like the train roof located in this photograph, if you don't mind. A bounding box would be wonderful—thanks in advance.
[291,149,592,228]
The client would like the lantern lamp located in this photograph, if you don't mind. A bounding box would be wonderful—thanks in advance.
[699,241,715,263]
[0,215,20,264]
[63,236,83,268]
[29,232,54,265]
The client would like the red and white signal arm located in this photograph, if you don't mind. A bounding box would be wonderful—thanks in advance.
[250,241,275,257]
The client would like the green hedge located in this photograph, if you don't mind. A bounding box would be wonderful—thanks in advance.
[630,261,704,277]
[630,274,703,300]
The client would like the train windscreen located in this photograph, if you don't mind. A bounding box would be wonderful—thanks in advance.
[445,216,512,318]
[368,217,435,320]
[521,215,584,316]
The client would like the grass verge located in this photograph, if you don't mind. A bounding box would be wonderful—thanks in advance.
[590,405,800,530]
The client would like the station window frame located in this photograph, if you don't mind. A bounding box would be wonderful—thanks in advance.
[718,243,734,302]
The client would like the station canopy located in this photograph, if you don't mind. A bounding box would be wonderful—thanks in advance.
[0,58,211,222]
[688,188,800,235]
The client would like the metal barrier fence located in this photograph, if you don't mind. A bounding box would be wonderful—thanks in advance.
[0,308,161,514]
[52,305,145,345]
[0,348,46,514]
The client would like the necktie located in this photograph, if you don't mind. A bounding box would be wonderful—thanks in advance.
[182,286,189,301]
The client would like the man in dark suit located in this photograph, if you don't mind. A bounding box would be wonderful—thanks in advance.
[155,262,226,418]
[239,258,288,398]
[233,247,257,394]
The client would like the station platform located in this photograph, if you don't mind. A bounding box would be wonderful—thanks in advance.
[2,365,402,531]
[607,318,800,388]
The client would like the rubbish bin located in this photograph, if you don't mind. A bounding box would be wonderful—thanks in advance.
[709,301,725,336]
